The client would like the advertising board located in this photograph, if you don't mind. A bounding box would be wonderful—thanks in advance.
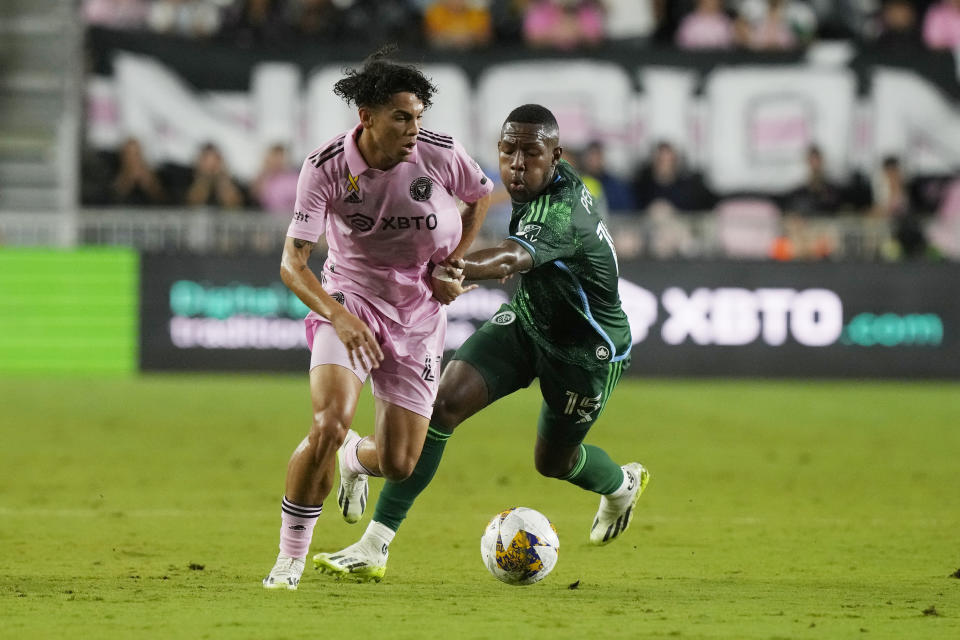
[140,255,958,378]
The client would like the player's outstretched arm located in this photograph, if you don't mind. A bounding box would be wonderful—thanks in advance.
[430,194,491,304]
[459,238,533,282]
[280,236,384,370]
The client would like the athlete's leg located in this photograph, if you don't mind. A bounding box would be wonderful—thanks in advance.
[369,359,491,528]
[315,362,494,581]
[368,311,536,533]
[317,308,535,580]
[263,364,362,590]
[533,357,650,544]
[286,364,363,504]
[532,357,627,491]
[353,358,490,475]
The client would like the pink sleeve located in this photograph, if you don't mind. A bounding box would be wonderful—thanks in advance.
[287,158,328,241]
[446,139,495,203]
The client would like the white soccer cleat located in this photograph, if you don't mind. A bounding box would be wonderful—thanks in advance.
[589,462,650,546]
[337,429,369,524]
[313,540,388,583]
[262,553,305,590]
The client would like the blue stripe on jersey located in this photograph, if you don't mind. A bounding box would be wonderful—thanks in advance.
[507,235,536,256]
[553,260,630,362]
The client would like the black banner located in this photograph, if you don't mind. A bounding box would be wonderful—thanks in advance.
[140,255,960,378]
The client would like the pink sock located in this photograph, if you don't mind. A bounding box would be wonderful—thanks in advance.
[344,435,381,477]
[278,497,321,558]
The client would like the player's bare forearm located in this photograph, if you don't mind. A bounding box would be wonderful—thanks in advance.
[448,193,490,262]
[280,236,342,320]
[462,238,533,282]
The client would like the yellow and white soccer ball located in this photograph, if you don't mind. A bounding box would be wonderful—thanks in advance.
[480,507,559,585]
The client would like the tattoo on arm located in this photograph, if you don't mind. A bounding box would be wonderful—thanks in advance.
[291,238,315,271]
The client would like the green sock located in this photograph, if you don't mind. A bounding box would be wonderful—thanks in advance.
[372,423,451,532]
[560,444,623,495]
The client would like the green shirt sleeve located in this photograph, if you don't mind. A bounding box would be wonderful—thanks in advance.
[507,192,577,268]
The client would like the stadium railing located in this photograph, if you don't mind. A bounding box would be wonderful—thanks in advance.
[1,208,945,262]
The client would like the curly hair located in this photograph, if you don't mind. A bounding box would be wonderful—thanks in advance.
[333,45,437,110]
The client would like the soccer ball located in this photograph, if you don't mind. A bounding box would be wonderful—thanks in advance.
[480,507,559,586]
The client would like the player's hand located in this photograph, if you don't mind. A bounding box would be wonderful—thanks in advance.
[329,308,383,371]
[430,262,476,304]
[445,257,465,271]
[431,275,478,304]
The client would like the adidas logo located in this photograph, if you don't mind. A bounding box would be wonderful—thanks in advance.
[288,524,306,531]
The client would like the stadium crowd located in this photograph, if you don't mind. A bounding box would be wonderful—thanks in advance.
[80,0,960,261]
[82,0,960,52]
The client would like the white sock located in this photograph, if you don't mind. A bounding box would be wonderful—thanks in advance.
[607,468,632,500]
[361,520,396,555]
[343,435,381,477]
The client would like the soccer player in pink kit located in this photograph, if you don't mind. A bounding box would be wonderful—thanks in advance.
[262,48,492,590]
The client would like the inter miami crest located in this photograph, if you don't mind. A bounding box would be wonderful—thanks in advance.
[409,177,433,202]
[331,291,345,305]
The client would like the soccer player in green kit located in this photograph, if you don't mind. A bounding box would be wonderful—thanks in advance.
[315,104,650,580]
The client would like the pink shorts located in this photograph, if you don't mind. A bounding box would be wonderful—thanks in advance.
[306,293,445,419]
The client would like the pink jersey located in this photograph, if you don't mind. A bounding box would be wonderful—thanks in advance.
[288,123,493,326]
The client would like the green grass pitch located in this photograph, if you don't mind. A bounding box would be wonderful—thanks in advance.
[1,375,959,639]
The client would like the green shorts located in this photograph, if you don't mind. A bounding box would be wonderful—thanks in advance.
[451,304,629,447]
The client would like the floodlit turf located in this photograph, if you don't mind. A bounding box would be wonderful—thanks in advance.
[1,375,959,639]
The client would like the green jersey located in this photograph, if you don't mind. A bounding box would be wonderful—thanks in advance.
[505,160,631,369]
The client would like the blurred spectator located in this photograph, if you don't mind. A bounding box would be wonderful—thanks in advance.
[489,0,530,43]
[251,144,299,215]
[563,148,610,217]
[83,0,150,28]
[633,141,714,212]
[603,0,657,46]
[288,0,341,40]
[873,0,923,47]
[632,141,716,258]
[806,0,877,39]
[523,0,605,50]
[579,141,635,212]
[148,0,222,38]
[676,0,736,49]
[184,143,246,209]
[923,0,960,49]
[870,156,910,218]
[111,138,167,206]
[423,0,493,50]
[782,145,843,215]
[735,0,818,50]
[870,156,927,258]
[219,0,292,47]
[779,145,843,259]
[338,1,425,47]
